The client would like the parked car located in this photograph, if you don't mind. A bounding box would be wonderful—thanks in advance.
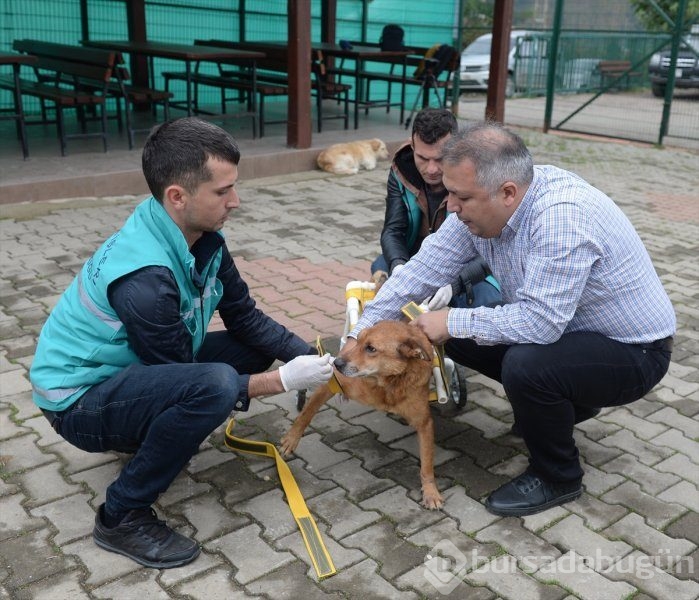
[648,24,699,97]
[457,30,551,97]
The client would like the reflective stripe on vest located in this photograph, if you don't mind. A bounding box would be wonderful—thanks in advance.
[78,272,123,331]
[32,382,85,401]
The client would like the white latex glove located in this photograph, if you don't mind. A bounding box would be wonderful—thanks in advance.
[278,353,333,391]
[425,284,453,311]
[391,263,405,276]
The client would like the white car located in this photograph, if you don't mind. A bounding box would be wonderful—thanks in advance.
[458,30,545,97]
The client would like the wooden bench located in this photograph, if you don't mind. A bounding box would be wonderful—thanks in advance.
[83,63,172,149]
[0,40,118,155]
[597,60,642,91]
[162,69,274,137]
[51,62,172,149]
[191,40,351,134]
[7,40,172,152]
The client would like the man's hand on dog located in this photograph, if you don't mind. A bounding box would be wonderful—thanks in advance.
[279,354,334,391]
[411,310,451,345]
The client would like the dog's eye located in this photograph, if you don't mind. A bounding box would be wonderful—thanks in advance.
[364,344,376,353]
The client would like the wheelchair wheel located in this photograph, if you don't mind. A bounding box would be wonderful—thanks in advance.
[450,364,468,408]
[296,389,306,411]
[431,364,468,417]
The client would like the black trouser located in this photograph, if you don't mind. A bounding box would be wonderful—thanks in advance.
[446,332,672,482]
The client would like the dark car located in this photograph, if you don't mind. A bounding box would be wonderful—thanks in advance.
[648,28,699,98]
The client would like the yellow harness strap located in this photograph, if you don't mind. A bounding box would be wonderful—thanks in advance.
[224,420,336,579]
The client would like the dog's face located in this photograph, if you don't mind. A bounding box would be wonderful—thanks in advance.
[335,320,432,378]
[369,138,389,160]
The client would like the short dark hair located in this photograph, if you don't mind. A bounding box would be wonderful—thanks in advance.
[442,121,534,195]
[142,117,241,202]
[411,108,458,145]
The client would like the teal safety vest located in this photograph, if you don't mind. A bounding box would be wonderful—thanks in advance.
[30,197,223,411]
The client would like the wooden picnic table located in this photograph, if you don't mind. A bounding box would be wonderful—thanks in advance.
[82,40,265,117]
[230,40,413,128]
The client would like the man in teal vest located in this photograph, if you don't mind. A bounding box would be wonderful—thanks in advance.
[30,118,333,569]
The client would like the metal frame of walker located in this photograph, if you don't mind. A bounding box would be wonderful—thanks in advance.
[341,280,458,405]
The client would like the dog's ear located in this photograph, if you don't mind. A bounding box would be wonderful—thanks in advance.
[371,138,383,151]
[398,336,433,362]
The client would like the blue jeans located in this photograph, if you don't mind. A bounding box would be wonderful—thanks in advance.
[56,331,275,516]
[445,332,672,483]
[370,254,390,274]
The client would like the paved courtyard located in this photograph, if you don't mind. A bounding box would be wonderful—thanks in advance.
[1,129,698,599]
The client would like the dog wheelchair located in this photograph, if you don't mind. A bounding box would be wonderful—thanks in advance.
[296,280,468,415]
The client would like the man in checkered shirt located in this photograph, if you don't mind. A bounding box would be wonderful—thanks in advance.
[348,121,675,517]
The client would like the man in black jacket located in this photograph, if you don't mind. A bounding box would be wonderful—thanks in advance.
[371,108,501,309]
[30,118,333,569]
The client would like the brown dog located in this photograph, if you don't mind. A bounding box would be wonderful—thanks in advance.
[316,138,389,175]
[280,320,444,509]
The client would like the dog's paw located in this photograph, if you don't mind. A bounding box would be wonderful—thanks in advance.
[421,489,444,510]
[421,479,444,510]
[371,270,388,291]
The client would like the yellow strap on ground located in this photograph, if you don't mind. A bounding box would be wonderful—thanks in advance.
[316,336,344,395]
[401,301,451,399]
[223,420,336,579]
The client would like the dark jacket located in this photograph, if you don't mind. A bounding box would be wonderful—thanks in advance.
[381,142,448,274]
[108,231,312,367]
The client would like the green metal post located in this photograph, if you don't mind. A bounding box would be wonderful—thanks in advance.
[543,0,564,132]
[658,0,688,145]
[240,0,246,42]
[79,0,89,42]
[361,0,369,43]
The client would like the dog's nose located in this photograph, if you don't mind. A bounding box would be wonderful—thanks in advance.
[333,357,347,372]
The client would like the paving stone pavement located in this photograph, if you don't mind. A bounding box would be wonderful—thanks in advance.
[1,130,698,600]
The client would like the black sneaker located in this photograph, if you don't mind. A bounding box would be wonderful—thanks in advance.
[93,503,200,569]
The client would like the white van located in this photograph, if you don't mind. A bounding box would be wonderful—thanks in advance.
[458,30,549,96]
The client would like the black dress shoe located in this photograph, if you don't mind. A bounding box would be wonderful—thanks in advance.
[485,471,582,516]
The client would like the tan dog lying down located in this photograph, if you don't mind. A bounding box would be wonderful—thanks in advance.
[316,138,389,175]
[280,320,443,509]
